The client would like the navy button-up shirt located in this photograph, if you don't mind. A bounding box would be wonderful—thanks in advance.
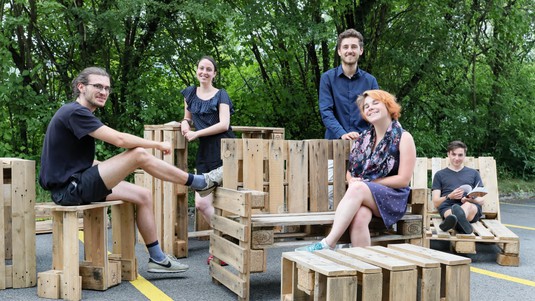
[318,65,379,139]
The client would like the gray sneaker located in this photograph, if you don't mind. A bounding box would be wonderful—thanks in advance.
[147,254,189,273]
[196,167,223,197]
[205,166,223,186]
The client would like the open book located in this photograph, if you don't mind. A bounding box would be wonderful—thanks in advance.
[459,182,487,198]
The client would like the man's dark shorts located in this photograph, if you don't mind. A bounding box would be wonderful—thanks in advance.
[438,198,483,222]
[51,165,112,206]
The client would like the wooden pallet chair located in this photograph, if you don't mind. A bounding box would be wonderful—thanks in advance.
[209,138,427,301]
[424,156,520,266]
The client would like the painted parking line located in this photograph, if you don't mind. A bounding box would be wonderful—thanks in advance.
[130,277,174,301]
[503,224,535,231]
[501,202,535,208]
[471,267,535,287]
[78,231,174,301]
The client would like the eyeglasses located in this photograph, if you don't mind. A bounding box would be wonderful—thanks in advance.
[87,83,112,94]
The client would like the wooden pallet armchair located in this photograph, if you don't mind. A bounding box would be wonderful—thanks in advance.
[423,156,520,266]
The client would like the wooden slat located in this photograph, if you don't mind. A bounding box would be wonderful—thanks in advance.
[209,261,247,298]
[411,157,428,189]
[287,141,308,213]
[252,213,335,226]
[432,217,451,238]
[211,214,248,242]
[268,139,285,213]
[243,139,264,192]
[339,247,416,271]
[213,188,249,216]
[36,201,125,212]
[308,140,329,212]
[221,139,240,190]
[388,243,471,265]
[469,221,494,239]
[11,160,27,287]
[477,157,499,217]
[209,234,247,273]
[332,140,349,209]
[367,246,440,268]
[482,219,519,241]
[314,249,382,274]
[282,252,357,277]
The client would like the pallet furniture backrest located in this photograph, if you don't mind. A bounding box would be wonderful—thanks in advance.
[221,138,354,213]
[428,157,500,220]
[222,138,427,215]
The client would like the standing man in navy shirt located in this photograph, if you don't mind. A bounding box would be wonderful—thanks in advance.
[319,28,379,139]
[319,29,379,207]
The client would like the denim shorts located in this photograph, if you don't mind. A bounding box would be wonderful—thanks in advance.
[438,198,482,222]
[51,165,112,206]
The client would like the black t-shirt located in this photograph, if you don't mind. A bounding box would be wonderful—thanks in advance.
[431,166,484,199]
[39,102,103,190]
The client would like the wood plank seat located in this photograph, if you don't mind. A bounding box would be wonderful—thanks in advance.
[209,139,428,301]
[36,201,137,301]
[423,157,520,266]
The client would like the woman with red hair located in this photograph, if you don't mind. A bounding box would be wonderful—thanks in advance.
[298,90,416,250]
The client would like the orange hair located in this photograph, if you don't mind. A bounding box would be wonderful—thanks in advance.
[356,90,401,121]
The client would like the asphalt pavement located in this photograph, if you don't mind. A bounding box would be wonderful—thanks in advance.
[1,197,534,301]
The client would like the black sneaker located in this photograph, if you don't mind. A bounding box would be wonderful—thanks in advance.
[452,204,473,234]
[147,254,189,273]
[439,214,458,231]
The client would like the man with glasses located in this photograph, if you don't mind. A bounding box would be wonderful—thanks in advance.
[39,67,216,273]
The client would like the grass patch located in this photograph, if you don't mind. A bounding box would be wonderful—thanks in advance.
[498,177,535,195]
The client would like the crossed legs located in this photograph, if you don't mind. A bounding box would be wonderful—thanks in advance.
[324,181,379,248]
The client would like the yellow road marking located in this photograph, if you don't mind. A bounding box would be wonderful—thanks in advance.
[503,224,535,231]
[78,231,173,301]
[501,202,535,208]
[471,267,535,287]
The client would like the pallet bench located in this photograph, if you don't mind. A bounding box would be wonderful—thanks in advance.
[36,201,137,301]
[281,243,470,301]
[423,157,520,266]
[209,139,427,301]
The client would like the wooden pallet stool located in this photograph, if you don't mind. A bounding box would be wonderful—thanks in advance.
[281,250,382,301]
[338,247,418,300]
[37,201,137,301]
[388,243,471,301]
[0,158,36,289]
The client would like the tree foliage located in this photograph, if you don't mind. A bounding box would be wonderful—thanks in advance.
[1,0,534,178]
